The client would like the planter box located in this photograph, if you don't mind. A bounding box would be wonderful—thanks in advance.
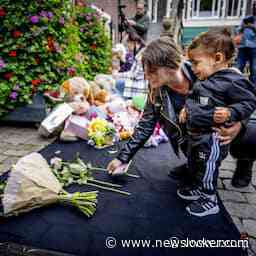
[1,94,47,125]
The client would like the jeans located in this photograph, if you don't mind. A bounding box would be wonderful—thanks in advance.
[236,47,256,85]
[115,79,125,95]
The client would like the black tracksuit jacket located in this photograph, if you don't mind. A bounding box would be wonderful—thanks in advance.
[185,69,256,132]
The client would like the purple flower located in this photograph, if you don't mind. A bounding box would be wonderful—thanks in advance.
[53,42,62,53]
[0,58,6,69]
[9,91,18,100]
[13,84,20,91]
[39,11,48,17]
[59,16,65,25]
[85,15,91,22]
[30,15,39,24]
[67,67,76,76]
[47,12,53,19]
[80,28,85,33]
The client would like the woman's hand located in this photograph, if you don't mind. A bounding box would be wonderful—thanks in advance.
[107,158,123,174]
[213,122,242,145]
[179,108,187,124]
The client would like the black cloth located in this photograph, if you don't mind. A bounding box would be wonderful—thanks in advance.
[0,141,245,256]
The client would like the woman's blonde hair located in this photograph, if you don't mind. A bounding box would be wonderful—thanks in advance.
[142,37,182,103]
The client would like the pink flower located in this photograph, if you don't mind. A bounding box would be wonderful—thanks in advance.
[59,16,65,25]
[9,91,18,100]
[67,67,76,76]
[85,15,91,22]
[39,11,48,17]
[0,58,6,69]
[13,84,20,91]
[47,12,53,19]
[30,15,39,24]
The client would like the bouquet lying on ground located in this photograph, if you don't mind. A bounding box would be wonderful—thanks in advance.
[87,118,116,148]
[2,153,98,217]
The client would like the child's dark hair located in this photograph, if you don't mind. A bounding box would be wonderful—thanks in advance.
[188,27,235,61]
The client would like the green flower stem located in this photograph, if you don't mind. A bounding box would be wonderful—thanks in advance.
[86,182,131,196]
[90,167,140,179]
[58,190,98,217]
[87,178,123,188]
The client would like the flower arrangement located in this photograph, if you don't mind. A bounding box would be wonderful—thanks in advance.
[0,0,111,117]
[75,3,112,80]
[87,118,116,148]
[0,0,70,116]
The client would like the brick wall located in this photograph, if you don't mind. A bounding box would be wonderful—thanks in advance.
[91,0,137,42]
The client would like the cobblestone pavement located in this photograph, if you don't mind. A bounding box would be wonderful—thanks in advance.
[0,125,255,254]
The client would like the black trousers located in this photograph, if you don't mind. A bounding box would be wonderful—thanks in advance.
[230,120,256,161]
[187,133,229,194]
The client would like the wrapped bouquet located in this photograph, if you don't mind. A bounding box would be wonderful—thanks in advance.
[2,153,98,217]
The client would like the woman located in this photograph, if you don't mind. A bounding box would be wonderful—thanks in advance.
[107,37,252,187]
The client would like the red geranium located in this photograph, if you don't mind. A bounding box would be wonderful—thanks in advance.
[90,43,97,50]
[3,72,13,80]
[31,79,42,94]
[8,51,17,57]
[12,31,22,38]
[34,55,40,64]
[47,36,55,52]
[50,91,60,98]
[31,79,41,86]
[0,7,6,17]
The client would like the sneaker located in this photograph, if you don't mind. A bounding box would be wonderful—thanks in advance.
[177,187,202,201]
[186,194,219,217]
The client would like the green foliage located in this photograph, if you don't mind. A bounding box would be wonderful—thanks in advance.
[0,0,112,117]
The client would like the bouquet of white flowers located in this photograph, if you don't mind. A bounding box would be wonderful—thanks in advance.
[2,153,98,217]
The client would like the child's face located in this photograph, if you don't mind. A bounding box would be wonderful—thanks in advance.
[188,49,217,80]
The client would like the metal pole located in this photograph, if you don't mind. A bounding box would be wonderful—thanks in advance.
[118,0,122,42]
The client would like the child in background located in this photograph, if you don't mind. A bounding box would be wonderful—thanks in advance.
[178,28,256,217]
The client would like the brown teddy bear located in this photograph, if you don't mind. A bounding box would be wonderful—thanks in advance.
[89,81,110,106]
[60,77,93,114]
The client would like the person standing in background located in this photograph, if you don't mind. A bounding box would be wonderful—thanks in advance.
[236,1,256,85]
[126,1,150,41]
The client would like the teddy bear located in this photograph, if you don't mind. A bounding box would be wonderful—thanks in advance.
[60,77,93,115]
[89,81,110,106]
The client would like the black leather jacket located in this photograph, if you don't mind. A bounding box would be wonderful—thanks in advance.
[116,87,185,163]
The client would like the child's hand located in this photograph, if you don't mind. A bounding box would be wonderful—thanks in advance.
[179,108,187,123]
[214,107,231,123]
